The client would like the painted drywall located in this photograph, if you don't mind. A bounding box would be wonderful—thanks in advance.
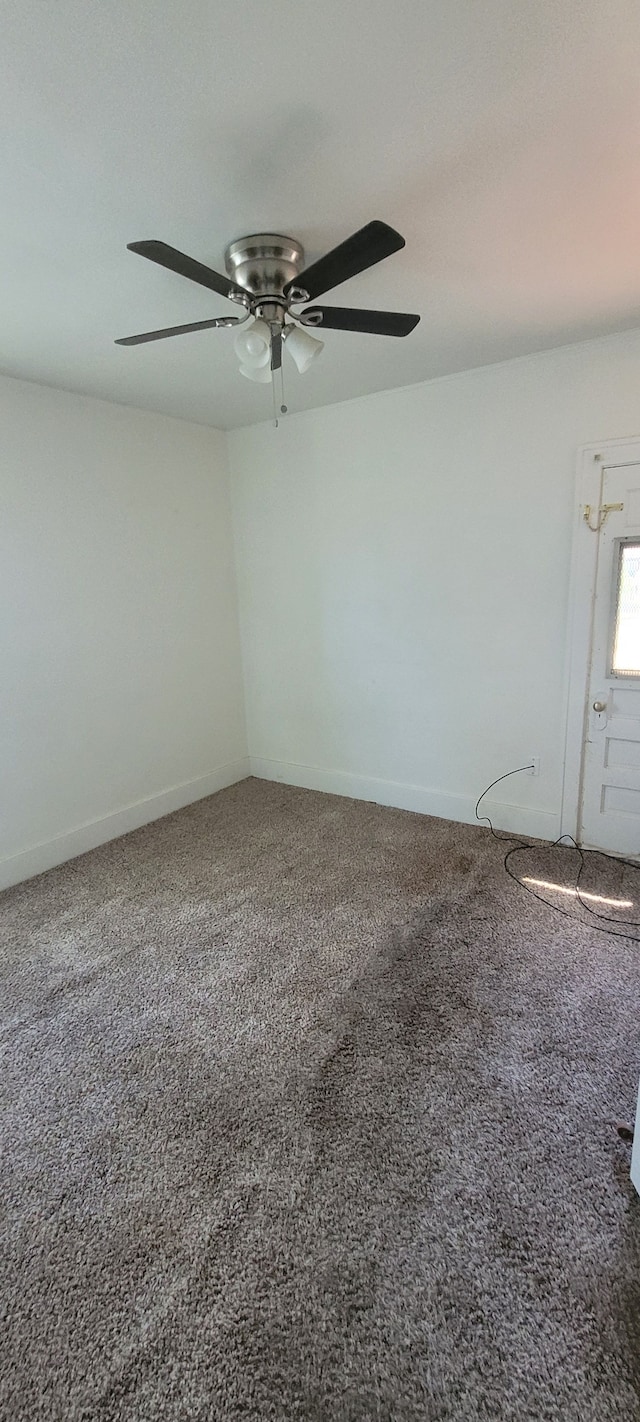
[1,374,247,889]
[229,327,640,839]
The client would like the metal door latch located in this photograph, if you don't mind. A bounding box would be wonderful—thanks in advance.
[583,502,623,533]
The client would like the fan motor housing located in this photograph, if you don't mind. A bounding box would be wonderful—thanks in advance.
[225,234,304,299]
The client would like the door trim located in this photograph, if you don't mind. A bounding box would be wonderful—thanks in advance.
[561,436,640,840]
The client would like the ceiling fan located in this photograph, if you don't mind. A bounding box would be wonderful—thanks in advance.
[115,221,420,414]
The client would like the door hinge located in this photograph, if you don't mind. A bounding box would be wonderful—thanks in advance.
[583,502,623,532]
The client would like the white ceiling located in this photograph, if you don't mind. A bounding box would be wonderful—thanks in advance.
[1,0,640,430]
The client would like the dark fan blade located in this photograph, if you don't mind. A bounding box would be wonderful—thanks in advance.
[302,307,420,336]
[115,317,238,346]
[284,221,405,301]
[271,329,282,371]
[127,240,247,303]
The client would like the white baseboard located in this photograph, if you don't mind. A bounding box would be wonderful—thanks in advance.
[0,758,250,892]
[249,757,560,842]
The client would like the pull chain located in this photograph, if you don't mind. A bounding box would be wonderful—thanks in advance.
[270,329,287,428]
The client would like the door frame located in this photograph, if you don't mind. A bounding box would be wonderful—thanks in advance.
[561,435,640,841]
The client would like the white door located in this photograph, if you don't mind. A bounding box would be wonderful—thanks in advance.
[580,464,640,856]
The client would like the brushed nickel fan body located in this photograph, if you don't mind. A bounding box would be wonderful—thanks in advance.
[225,234,304,300]
[224,233,311,329]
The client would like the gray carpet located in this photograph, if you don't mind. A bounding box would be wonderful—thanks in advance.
[1,778,639,1421]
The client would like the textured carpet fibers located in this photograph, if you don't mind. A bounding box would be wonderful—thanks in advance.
[1,778,639,1421]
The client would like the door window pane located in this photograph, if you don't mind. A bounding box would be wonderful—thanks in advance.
[612,542,640,675]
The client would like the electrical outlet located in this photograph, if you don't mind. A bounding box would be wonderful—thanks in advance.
[527,757,540,777]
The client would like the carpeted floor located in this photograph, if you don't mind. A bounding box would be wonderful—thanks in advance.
[1,778,639,1421]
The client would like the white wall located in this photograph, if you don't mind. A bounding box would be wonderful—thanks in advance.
[1,374,247,889]
[229,328,640,840]
[7,326,640,891]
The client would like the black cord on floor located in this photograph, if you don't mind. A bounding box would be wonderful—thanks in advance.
[475,766,640,943]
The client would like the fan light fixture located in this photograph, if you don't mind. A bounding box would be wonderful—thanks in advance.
[116,222,420,424]
[238,361,272,384]
[283,324,324,373]
[234,319,271,369]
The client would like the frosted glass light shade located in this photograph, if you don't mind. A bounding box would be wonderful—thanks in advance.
[234,319,271,367]
[285,324,324,373]
[239,362,272,383]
